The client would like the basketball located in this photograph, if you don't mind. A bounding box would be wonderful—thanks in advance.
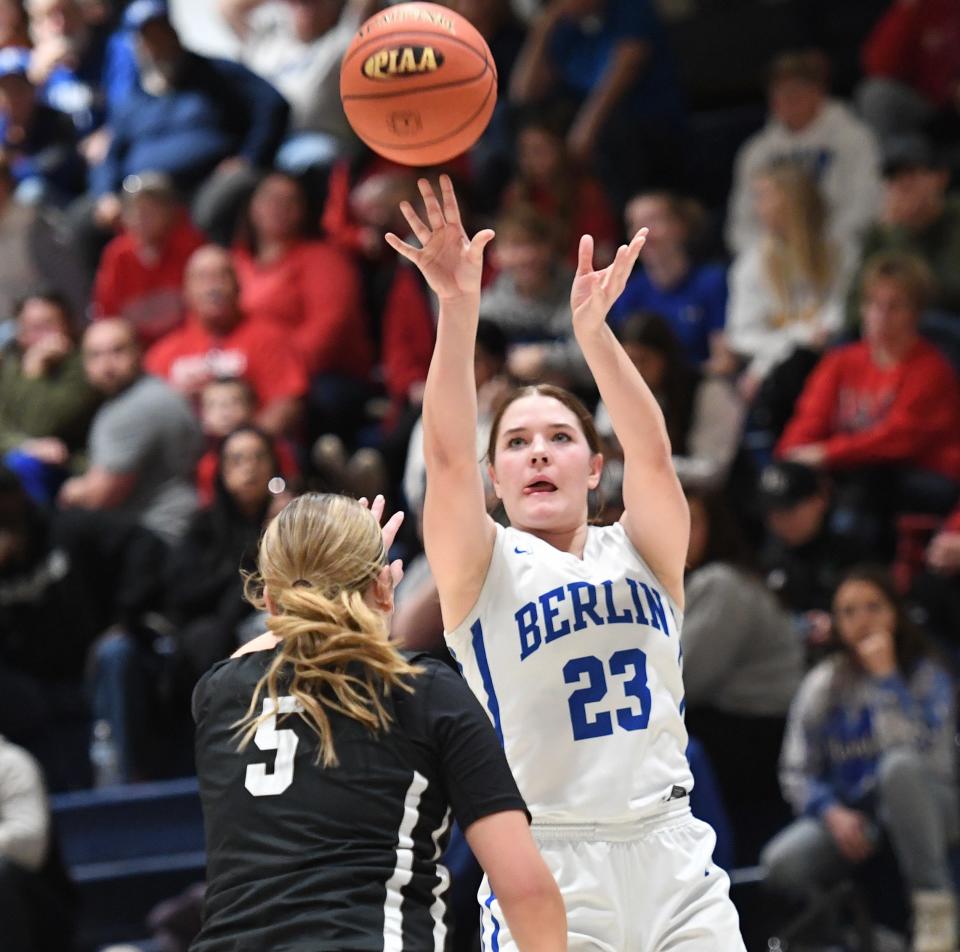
[339,2,497,167]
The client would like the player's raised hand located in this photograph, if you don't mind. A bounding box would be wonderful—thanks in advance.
[570,228,647,331]
[384,174,494,303]
[359,494,405,588]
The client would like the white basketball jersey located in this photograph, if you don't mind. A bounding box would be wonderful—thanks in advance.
[446,521,694,825]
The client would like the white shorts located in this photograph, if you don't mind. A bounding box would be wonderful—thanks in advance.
[478,804,746,952]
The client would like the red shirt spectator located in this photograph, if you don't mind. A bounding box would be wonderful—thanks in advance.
[146,316,307,422]
[233,240,371,379]
[380,262,435,418]
[145,245,306,437]
[233,172,373,379]
[320,164,437,421]
[501,116,619,268]
[863,0,960,109]
[777,338,960,477]
[94,190,205,345]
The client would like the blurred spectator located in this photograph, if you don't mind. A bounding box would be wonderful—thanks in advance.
[446,0,526,204]
[84,0,289,247]
[726,50,882,256]
[92,171,206,346]
[221,0,373,172]
[595,313,743,495]
[483,204,589,389]
[510,0,685,200]
[232,171,374,440]
[925,505,960,577]
[59,317,202,545]
[0,46,85,205]
[911,504,960,645]
[195,377,299,506]
[0,465,166,786]
[500,108,619,267]
[0,291,99,490]
[145,244,307,437]
[610,190,727,368]
[0,0,29,48]
[0,152,88,321]
[778,252,960,526]
[847,136,960,322]
[0,734,74,952]
[725,162,850,402]
[25,0,135,155]
[762,566,958,952]
[320,160,436,451]
[858,0,960,147]
[166,425,283,688]
[758,460,875,617]
[500,112,620,268]
[682,491,801,863]
[320,154,409,259]
[480,205,572,343]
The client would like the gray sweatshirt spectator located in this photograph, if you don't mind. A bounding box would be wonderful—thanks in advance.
[763,567,960,952]
[58,318,202,545]
[726,50,881,255]
[683,563,802,717]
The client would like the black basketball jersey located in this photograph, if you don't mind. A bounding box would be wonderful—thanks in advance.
[190,648,527,952]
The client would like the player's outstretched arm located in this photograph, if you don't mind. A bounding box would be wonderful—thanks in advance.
[385,176,497,630]
[465,811,568,951]
[570,231,690,608]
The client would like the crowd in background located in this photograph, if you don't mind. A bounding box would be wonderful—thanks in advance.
[2,0,960,948]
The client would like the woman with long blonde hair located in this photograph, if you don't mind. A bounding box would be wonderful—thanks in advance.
[191,492,566,952]
[725,160,851,400]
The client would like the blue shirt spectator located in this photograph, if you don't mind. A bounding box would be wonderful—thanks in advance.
[610,191,727,366]
[27,0,138,139]
[611,265,727,366]
[547,0,684,123]
[90,1,289,198]
[0,47,86,205]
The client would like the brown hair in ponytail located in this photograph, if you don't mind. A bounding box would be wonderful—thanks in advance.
[236,493,420,766]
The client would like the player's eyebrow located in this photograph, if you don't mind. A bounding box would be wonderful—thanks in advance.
[502,423,577,434]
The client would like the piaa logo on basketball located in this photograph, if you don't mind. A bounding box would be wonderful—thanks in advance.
[362,46,444,80]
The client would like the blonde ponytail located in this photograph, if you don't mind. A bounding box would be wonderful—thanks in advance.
[236,493,420,766]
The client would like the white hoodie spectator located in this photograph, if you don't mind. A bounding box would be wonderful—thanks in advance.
[726,51,881,255]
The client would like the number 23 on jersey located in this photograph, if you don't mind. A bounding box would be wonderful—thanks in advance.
[564,648,652,741]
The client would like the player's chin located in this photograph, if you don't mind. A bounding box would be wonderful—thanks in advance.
[516,492,567,523]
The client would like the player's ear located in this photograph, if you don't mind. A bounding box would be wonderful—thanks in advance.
[369,565,395,614]
[264,586,277,616]
[487,462,503,500]
[587,453,603,491]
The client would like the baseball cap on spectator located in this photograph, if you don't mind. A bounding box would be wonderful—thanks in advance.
[123,0,169,31]
[758,461,822,511]
[0,47,31,81]
[881,135,944,178]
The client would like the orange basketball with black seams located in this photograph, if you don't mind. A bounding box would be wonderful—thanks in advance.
[339,2,497,166]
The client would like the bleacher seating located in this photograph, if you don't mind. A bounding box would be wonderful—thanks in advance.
[51,778,205,950]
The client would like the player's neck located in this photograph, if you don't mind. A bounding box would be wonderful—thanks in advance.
[521,522,590,559]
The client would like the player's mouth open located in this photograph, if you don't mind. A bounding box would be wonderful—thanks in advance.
[523,480,558,495]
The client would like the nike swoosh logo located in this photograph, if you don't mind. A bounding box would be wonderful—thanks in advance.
[514,546,531,555]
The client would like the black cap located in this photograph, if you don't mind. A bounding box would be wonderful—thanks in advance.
[882,134,943,178]
[758,461,821,511]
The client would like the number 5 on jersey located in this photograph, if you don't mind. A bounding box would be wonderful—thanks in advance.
[564,649,651,741]
[245,696,301,796]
